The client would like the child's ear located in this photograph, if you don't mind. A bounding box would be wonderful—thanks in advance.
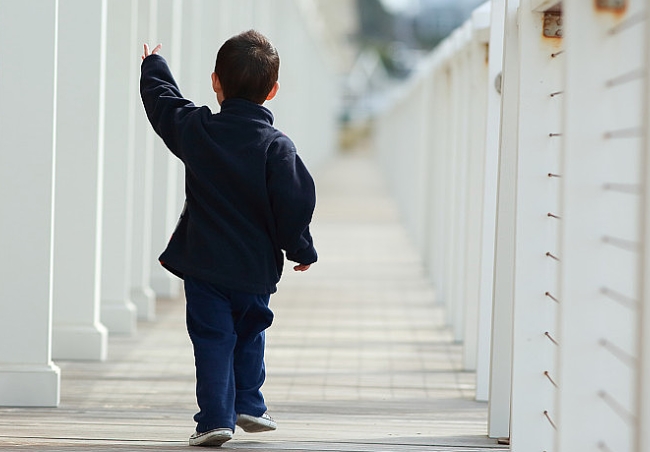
[211,72,221,94]
[266,82,280,101]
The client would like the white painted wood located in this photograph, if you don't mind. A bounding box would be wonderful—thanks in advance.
[131,0,157,322]
[51,0,109,360]
[488,0,520,439]
[639,7,650,451]
[0,0,60,406]
[149,0,182,299]
[462,6,491,372]
[557,1,646,451]
[530,0,562,11]
[449,26,471,343]
[476,0,506,403]
[101,0,138,334]
[508,2,563,450]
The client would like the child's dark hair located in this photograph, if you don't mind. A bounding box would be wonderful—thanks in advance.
[214,30,280,104]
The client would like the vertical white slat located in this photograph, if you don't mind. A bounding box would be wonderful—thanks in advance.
[131,0,157,323]
[488,0,520,439]
[450,25,472,343]
[443,33,463,328]
[51,0,109,360]
[427,59,453,298]
[508,2,563,450]
[101,0,138,335]
[0,0,61,407]
[149,0,182,300]
[476,0,506,403]
[639,4,650,451]
[558,1,646,450]
[462,4,491,372]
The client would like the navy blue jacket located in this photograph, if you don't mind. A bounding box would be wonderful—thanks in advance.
[140,55,317,294]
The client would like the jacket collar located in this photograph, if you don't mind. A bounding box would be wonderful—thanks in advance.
[220,98,274,125]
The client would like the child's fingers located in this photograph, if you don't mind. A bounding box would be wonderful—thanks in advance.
[152,43,162,54]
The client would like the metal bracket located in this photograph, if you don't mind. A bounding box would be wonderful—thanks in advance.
[595,0,627,10]
[543,12,563,38]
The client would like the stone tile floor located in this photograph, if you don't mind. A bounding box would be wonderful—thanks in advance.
[0,149,507,451]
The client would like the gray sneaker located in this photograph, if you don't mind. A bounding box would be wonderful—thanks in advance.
[189,428,233,447]
[236,412,277,433]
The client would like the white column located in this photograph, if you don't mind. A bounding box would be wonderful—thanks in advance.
[461,6,490,372]
[639,7,650,450]
[149,0,183,299]
[0,0,61,406]
[488,0,520,439]
[508,2,563,450]
[476,0,505,403]
[450,32,471,343]
[51,0,109,360]
[101,0,138,335]
[131,0,157,320]
[557,1,644,450]
[639,5,650,451]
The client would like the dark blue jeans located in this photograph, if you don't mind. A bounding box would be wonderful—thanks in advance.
[184,276,273,432]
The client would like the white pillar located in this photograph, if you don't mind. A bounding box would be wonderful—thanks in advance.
[508,2,563,450]
[640,5,650,450]
[476,0,505,403]
[51,0,109,360]
[462,6,490,372]
[149,0,182,299]
[557,1,644,450]
[101,0,138,335]
[639,7,650,450]
[131,0,157,320]
[0,0,61,406]
[488,0,520,439]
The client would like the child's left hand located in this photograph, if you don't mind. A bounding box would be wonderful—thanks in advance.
[142,43,162,60]
[293,264,310,272]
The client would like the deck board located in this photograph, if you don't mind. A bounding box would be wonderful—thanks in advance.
[0,149,507,451]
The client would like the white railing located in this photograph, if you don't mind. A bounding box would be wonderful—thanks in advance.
[373,0,650,451]
[0,0,339,407]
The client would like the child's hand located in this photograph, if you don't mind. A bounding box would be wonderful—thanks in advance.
[293,264,310,272]
[142,43,162,60]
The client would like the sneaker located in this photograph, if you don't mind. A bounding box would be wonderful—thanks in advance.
[189,428,233,447]
[236,412,277,433]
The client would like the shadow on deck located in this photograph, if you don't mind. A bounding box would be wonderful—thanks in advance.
[0,147,507,451]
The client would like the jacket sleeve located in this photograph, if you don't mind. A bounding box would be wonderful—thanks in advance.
[266,136,318,265]
[140,54,200,161]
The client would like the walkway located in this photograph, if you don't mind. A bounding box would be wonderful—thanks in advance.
[0,148,506,451]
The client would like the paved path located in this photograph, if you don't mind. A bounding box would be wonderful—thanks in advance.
[0,149,506,451]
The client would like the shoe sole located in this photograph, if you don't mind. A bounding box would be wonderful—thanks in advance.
[236,416,277,433]
[189,430,233,447]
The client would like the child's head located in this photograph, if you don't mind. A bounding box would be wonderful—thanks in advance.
[212,30,280,105]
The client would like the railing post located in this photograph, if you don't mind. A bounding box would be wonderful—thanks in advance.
[149,0,183,300]
[508,1,563,450]
[101,0,138,335]
[0,0,61,406]
[51,0,109,360]
[476,0,506,403]
[558,0,646,450]
[488,0,520,439]
[131,0,158,321]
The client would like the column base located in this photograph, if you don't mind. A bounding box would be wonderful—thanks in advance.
[101,298,137,335]
[131,286,156,321]
[52,323,108,361]
[0,363,60,407]
[150,274,180,299]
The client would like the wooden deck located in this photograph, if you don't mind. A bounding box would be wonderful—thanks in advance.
[0,149,507,451]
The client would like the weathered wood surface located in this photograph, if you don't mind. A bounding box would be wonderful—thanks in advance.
[0,149,506,451]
